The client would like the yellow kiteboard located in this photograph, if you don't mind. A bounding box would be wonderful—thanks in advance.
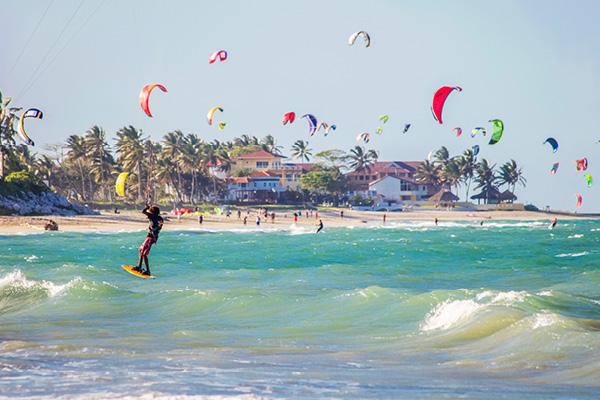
[122,265,156,279]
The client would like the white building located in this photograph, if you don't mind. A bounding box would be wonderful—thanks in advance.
[223,171,284,203]
[368,175,428,206]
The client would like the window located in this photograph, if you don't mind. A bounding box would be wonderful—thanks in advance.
[359,176,364,180]
[257,161,268,168]
[241,183,246,188]
[286,174,292,179]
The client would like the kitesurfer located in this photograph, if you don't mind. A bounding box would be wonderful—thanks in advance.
[316,219,324,233]
[134,205,163,276]
[550,218,558,229]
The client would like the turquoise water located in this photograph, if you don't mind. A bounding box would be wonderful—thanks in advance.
[1,219,600,399]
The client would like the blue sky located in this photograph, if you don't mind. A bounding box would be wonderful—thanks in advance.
[2,0,600,212]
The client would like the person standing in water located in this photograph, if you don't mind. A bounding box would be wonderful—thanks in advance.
[134,204,163,276]
[316,219,323,233]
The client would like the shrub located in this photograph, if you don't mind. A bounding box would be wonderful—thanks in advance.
[0,171,50,197]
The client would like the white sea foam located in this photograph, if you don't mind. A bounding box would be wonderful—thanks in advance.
[422,290,529,332]
[0,270,79,297]
[568,234,584,239]
[531,312,560,329]
[555,252,589,258]
[422,299,481,331]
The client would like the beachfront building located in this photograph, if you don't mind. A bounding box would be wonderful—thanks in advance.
[230,150,285,173]
[346,161,425,199]
[368,175,428,206]
[223,171,283,203]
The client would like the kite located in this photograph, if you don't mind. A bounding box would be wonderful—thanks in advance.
[115,172,129,197]
[584,174,593,188]
[403,123,411,134]
[427,150,434,161]
[375,127,383,134]
[357,132,370,143]
[543,137,558,153]
[488,119,504,145]
[575,193,583,209]
[301,114,318,136]
[379,115,388,124]
[316,122,328,133]
[139,84,167,117]
[431,86,462,124]
[207,107,224,125]
[471,127,487,137]
[348,31,371,48]
[283,112,295,125]
[574,158,588,171]
[17,108,42,146]
[550,162,559,175]
[472,145,480,156]
[453,127,462,137]
[209,50,228,64]
[324,125,336,136]
[219,122,226,130]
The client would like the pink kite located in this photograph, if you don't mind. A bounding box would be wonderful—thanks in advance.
[574,158,588,171]
[432,86,462,124]
[575,194,583,209]
[140,84,167,117]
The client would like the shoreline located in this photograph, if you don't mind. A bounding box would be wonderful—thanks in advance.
[1,208,597,234]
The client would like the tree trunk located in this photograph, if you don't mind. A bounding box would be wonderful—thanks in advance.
[137,160,142,201]
[0,146,4,179]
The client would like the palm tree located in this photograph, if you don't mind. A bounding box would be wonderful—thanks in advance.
[346,146,378,174]
[474,159,497,204]
[84,126,112,200]
[433,146,451,169]
[66,134,89,200]
[179,133,203,203]
[458,149,476,201]
[498,159,526,194]
[415,160,442,195]
[162,130,185,202]
[261,135,283,155]
[115,126,146,201]
[0,92,21,178]
[442,159,462,195]
[290,140,312,162]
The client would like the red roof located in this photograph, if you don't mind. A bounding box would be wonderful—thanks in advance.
[368,174,421,186]
[250,171,281,178]
[233,150,286,160]
[227,177,252,183]
[346,161,422,176]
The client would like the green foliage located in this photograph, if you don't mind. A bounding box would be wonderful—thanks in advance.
[0,171,50,197]
[350,194,375,206]
[228,168,254,177]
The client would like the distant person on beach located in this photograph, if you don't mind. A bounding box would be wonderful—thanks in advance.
[434,218,438,226]
[550,218,558,229]
[316,219,323,233]
[198,214,203,225]
[114,208,119,214]
[383,214,386,224]
[256,216,261,227]
[133,204,163,276]
[243,216,247,226]
[340,210,344,220]
[271,212,275,223]
[237,210,241,220]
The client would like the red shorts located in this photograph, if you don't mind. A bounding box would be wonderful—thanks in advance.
[139,236,156,256]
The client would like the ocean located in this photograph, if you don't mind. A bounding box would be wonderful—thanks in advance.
[1,219,599,399]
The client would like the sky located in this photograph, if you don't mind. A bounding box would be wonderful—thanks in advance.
[2,0,600,212]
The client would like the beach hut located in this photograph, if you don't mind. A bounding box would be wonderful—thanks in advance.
[498,190,518,204]
[428,189,460,203]
[470,187,503,204]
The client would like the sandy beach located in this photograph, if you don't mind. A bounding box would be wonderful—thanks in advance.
[1,208,597,234]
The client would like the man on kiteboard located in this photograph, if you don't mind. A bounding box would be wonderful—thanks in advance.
[133,204,163,276]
